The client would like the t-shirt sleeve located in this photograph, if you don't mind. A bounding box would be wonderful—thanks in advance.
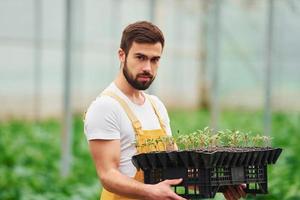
[84,97,121,140]
[151,95,172,136]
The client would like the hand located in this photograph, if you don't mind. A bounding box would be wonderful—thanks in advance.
[145,178,187,200]
[223,185,246,200]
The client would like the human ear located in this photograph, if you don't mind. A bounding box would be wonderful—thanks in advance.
[118,48,126,63]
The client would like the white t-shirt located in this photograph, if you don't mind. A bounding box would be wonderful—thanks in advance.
[84,82,172,177]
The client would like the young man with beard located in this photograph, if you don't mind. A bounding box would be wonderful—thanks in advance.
[84,21,246,200]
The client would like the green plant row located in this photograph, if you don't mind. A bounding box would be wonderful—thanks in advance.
[135,127,272,153]
[1,111,298,200]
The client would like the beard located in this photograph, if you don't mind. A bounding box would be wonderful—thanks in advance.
[123,59,155,90]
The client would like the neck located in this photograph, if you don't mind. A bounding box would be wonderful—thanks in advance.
[114,72,145,105]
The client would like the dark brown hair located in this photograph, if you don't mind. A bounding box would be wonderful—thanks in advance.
[120,21,165,55]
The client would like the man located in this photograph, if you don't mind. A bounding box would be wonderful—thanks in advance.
[84,21,245,200]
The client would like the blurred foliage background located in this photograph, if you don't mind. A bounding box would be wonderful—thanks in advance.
[1,110,299,199]
[1,0,299,199]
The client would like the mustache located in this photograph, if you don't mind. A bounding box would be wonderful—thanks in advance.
[137,71,153,78]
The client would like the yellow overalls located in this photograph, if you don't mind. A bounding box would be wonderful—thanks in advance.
[100,91,168,200]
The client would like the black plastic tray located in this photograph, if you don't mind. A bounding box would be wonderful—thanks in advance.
[132,148,282,199]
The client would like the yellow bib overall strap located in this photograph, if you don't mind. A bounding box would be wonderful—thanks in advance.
[146,94,166,131]
[100,91,167,200]
[101,91,143,135]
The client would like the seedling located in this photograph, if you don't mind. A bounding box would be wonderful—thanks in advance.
[132,127,281,199]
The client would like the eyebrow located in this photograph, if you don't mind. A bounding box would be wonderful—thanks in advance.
[134,53,160,60]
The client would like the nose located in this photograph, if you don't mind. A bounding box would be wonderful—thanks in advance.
[142,60,151,72]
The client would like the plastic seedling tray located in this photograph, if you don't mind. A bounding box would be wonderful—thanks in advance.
[132,147,282,199]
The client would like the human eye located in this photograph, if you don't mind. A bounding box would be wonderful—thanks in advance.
[136,55,146,61]
[151,57,160,63]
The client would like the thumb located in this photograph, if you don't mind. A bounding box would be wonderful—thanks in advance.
[163,178,183,186]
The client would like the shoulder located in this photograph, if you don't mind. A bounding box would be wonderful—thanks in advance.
[84,95,124,130]
[88,95,120,112]
[84,95,124,140]
[85,94,127,121]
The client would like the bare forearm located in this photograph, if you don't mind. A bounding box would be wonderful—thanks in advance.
[100,169,151,199]
[89,140,184,200]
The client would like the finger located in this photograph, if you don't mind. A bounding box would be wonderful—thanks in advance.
[169,191,186,200]
[163,178,183,186]
[227,186,240,200]
[223,190,233,200]
[237,185,246,198]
